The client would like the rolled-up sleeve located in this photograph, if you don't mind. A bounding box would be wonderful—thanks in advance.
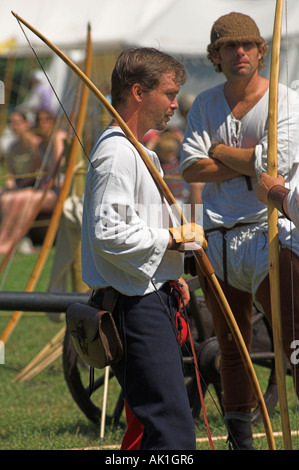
[287,187,299,231]
[255,86,299,181]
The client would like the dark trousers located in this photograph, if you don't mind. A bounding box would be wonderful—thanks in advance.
[96,282,196,450]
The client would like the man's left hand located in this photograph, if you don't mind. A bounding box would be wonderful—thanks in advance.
[178,276,190,306]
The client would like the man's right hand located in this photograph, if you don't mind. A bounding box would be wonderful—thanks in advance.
[168,222,207,252]
[257,173,285,205]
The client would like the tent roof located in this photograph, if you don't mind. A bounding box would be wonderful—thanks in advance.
[2,0,299,57]
[2,0,175,55]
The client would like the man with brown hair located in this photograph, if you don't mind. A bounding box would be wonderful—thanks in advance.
[81,47,205,450]
[180,12,299,449]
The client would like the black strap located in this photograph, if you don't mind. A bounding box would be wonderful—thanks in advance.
[244,175,253,191]
[89,366,95,397]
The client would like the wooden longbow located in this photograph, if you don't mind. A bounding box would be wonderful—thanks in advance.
[267,0,292,450]
[11,12,276,450]
[0,23,92,344]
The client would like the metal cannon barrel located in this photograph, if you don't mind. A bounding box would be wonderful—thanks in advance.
[0,292,90,312]
[0,277,200,313]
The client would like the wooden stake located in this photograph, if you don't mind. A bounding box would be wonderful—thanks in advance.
[100,366,110,442]
[16,344,63,382]
[13,326,65,382]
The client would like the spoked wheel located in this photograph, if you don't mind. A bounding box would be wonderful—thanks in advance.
[62,329,124,425]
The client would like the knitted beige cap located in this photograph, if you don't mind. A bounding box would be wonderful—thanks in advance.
[208,12,265,49]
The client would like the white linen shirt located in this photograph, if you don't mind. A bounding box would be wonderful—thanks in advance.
[287,186,299,231]
[180,82,299,255]
[81,126,183,296]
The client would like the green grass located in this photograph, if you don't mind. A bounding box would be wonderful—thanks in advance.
[0,250,299,450]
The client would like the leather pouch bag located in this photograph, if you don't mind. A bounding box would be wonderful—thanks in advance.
[66,288,123,369]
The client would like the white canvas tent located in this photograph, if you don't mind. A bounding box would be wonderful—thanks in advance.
[1,0,299,111]
[0,0,298,55]
[2,0,299,91]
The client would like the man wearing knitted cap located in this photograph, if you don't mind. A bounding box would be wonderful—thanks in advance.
[181,12,299,449]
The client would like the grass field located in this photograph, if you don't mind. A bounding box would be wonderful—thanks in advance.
[0,249,299,451]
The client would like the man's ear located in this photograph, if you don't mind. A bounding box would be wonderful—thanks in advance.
[132,83,143,102]
[211,50,221,66]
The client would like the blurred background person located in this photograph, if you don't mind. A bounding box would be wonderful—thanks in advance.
[154,130,189,207]
[4,110,42,189]
[35,108,68,191]
[178,93,204,220]
[178,93,195,130]
[0,109,67,255]
[20,70,56,125]
[0,110,42,254]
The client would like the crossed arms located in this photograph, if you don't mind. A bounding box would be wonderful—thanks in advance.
[183,144,256,183]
